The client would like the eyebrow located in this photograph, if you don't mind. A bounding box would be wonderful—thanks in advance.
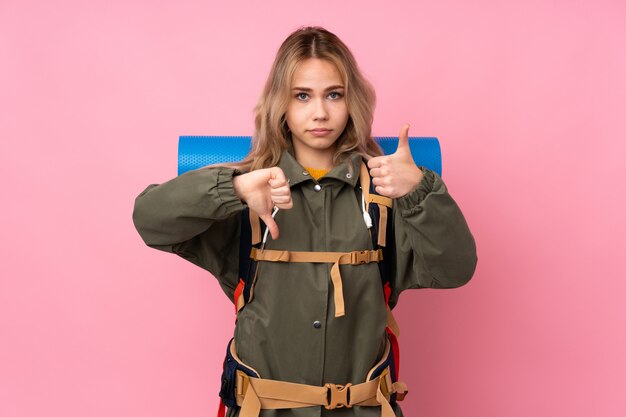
[292,85,345,91]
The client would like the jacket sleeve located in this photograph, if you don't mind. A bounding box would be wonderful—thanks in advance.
[132,166,245,300]
[389,167,477,307]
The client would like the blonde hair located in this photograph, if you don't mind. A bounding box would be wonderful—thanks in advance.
[232,26,382,172]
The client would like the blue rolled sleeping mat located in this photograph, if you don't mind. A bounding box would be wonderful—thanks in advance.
[178,136,441,176]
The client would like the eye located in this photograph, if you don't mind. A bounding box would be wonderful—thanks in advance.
[328,91,343,100]
[296,92,309,101]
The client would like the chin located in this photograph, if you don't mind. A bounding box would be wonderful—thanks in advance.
[311,140,339,150]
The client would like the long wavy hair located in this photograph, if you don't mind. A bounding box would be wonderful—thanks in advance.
[232,26,382,172]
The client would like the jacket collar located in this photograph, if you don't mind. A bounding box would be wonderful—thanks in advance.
[277,143,363,188]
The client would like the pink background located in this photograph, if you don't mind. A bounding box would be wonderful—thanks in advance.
[1,1,625,416]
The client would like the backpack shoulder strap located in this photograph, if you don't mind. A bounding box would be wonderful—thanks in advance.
[359,162,400,339]
[235,208,265,314]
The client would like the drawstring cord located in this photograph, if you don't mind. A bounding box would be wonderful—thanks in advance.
[260,207,280,250]
[361,188,373,229]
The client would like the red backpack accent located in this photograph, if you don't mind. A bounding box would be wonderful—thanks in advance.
[233,279,245,313]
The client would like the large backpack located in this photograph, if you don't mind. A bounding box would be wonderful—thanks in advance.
[176,135,439,417]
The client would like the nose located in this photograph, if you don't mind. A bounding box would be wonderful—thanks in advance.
[312,98,328,121]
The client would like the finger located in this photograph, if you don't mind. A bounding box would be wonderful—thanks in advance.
[395,124,410,152]
[367,156,383,169]
[372,176,390,187]
[369,167,385,178]
[271,195,291,204]
[269,167,288,183]
[260,214,280,240]
[269,177,289,188]
[375,185,393,198]
[270,186,291,196]
[274,200,293,210]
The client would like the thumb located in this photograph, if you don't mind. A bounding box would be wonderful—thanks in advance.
[260,213,280,240]
[395,124,411,154]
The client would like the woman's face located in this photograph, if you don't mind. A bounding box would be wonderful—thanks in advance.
[285,58,349,168]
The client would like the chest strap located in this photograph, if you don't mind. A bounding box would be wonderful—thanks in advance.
[250,248,383,318]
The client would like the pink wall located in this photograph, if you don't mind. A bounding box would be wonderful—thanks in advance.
[1,1,625,416]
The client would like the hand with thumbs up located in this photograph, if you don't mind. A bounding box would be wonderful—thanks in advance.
[367,124,424,199]
[232,167,292,240]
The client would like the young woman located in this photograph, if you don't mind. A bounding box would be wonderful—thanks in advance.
[133,26,477,417]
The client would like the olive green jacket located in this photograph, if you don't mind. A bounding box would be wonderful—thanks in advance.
[132,148,477,417]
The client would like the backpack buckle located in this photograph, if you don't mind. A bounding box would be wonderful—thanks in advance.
[324,383,353,409]
[352,250,370,265]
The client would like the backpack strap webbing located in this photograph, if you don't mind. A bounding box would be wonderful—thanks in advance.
[249,210,262,245]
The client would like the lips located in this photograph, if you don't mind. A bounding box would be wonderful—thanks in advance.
[308,128,333,137]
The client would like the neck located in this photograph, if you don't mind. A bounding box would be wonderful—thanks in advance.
[292,145,336,170]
